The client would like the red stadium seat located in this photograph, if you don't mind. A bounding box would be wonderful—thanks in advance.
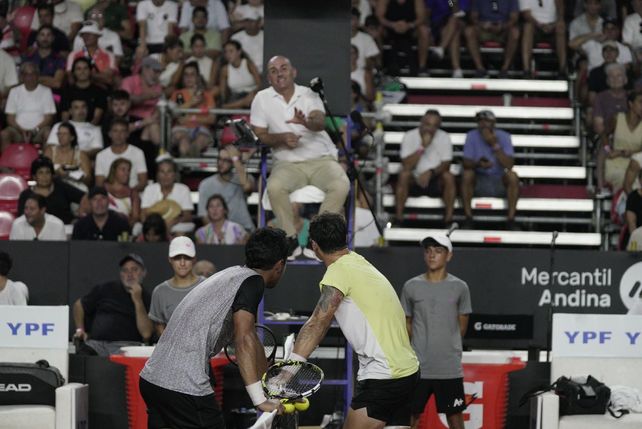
[0,173,28,215]
[0,143,39,180]
[10,6,36,52]
[0,210,15,240]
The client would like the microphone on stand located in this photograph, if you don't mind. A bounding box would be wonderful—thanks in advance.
[310,77,325,98]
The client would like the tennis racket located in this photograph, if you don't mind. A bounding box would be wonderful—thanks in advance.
[224,324,277,366]
[262,360,324,401]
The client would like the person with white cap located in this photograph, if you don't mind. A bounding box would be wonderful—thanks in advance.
[149,236,205,338]
[400,234,471,429]
[66,20,117,87]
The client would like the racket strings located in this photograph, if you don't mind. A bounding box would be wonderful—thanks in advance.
[264,364,323,399]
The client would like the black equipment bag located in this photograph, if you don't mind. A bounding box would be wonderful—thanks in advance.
[0,360,65,406]
[554,375,611,416]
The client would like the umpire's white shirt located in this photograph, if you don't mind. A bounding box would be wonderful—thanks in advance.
[250,84,337,162]
[10,213,67,241]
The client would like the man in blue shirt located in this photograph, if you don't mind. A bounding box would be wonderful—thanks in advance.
[461,110,519,229]
[463,0,520,78]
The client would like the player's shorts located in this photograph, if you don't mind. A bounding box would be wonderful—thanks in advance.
[139,377,224,429]
[411,377,466,416]
[351,371,419,425]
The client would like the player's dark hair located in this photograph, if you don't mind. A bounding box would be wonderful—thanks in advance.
[26,193,47,209]
[309,212,347,253]
[142,213,167,241]
[0,251,12,276]
[245,227,288,269]
[30,156,54,177]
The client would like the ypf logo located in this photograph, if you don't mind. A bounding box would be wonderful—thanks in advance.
[619,262,642,313]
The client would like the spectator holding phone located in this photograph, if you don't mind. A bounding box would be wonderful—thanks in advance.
[461,110,519,230]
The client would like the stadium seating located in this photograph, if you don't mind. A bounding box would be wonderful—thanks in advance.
[0,144,39,181]
[0,210,14,240]
[0,174,28,215]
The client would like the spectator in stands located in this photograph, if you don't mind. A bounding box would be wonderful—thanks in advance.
[180,6,222,60]
[30,0,83,43]
[231,7,264,73]
[461,110,519,229]
[66,21,118,88]
[18,157,87,225]
[179,0,230,45]
[593,62,628,137]
[195,194,248,244]
[72,186,130,240]
[0,252,28,305]
[396,109,455,228]
[61,57,108,125]
[623,0,642,58]
[425,0,468,78]
[520,0,567,77]
[104,158,141,226]
[186,34,216,87]
[22,25,66,91]
[365,14,384,54]
[604,90,642,194]
[193,259,216,277]
[351,7,381,71]
[351,45,375,102]
[625,172,642,246]
[73,9,123,62]
[376,0,430,75]
[73,253,152,355]
[102,90,159,180]
[568,0,603,103]
[141,158,193,228]
[86,0,133,43]
[170,62,216,157]
[43,122,92,190]
[251,55,349,256]
[219,40,260,108]
[0,7,17,56]
[27,4,71,55]
[1,62,56,151]
[137,213,169,242]
[137,0,178,55]
[464,0,520,78]
[158,36,185,90]
[587,41,633,107]
[229,0,263,26]
[95,119,148,192]
[47,98,104,157]
[119,59,163,141]
[149,236,204,337]
[10,194,67,241]
[582,18,632,76]
[198,144,255,231]
[0,48,17,108]
[573,0,616,18]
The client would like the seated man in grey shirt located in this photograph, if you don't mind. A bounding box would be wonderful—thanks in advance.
[139,227,289,427]
[198,144,255,231]
[149,236,204,338]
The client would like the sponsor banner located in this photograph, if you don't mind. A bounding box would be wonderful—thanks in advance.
[0,305,69,349]
[552,313,642,358]
[467,314,534,340]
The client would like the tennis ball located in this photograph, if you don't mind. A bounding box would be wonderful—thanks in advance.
[282,402,295,414]
[294,398,310,412]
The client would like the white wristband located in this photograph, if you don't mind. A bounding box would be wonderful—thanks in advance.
[289,352,307,362]
[245,381,267,406]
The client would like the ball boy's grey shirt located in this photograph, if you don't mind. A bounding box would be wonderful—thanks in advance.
[400,273,472,379]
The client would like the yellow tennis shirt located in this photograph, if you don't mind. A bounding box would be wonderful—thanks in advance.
[320,251,419,380]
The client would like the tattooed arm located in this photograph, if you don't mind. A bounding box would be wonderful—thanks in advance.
[292,284,344,359]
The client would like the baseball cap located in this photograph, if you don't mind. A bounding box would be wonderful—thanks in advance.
[169,236,196,258]
[142,56,162,71]
[420,234,453,252]
[79,20,102,36]
[475,110,496,121]
[88,186,108,198]
[239,7,261,21]
[119,253,145,269]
